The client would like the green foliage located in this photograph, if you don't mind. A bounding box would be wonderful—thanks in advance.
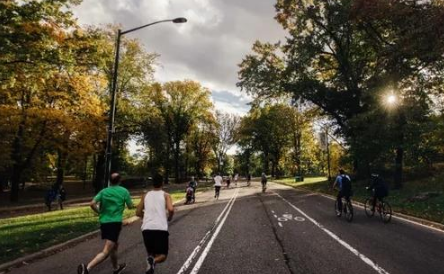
[238,0,444,181]
[237,103,325,178]
[140,81,216,182]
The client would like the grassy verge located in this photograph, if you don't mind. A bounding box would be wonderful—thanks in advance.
[274,175,444,224]
[0,189,186,265]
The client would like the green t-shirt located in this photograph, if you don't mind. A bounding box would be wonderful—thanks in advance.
[94,185,133,223]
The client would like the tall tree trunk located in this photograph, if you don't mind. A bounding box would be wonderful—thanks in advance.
[55,150,67,188]
[394,147,403,189]
[174,140,180,184]
[394,112,406,189]
[263,152,270,175]
[93,152,105,193]
[10,119,47,201]
[10,122,25,202]
[164,139,172,185]
[185,142,189,179]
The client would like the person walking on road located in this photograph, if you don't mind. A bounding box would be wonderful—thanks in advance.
[188,176,198,201]
[136,173,174,274]
[214,173,223,198]
[77,173,133,274]
[332,169,352,217]
[261,173,267,192]
[234,173,239,186]
[247,173,251,186]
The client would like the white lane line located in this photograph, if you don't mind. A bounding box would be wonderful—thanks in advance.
[176,191,237,274]
[276,193,391,274]
[278,222,283,227]
[190,190,239,274]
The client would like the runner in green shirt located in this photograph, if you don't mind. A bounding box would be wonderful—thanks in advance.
[77,173,134,274]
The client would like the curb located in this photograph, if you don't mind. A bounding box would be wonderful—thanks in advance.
[276,182,444,233]
[0,198,185,273]
[0,190,149,215]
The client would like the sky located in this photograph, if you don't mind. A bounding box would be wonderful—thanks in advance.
[72,0,286,116]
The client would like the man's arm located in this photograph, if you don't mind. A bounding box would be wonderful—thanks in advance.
[136,193,146,218]
[332,177,338,189]
[90,199,100,215]
[165,193,174,221]
[126,191,135,209]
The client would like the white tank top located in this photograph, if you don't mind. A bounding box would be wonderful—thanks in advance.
[141,190,168,231]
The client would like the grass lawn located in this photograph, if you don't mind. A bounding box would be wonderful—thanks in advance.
[0,189,186,265]
[273,174,444,224]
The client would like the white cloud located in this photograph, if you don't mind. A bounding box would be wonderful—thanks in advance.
[73,0,286,116]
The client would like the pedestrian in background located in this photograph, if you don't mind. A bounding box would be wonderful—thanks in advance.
[214,173,223,198]
[58,184,66,210]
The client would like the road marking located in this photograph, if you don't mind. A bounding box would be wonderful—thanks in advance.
[294,217,305,222]
[271,210,275,213]
[190,190,239,274]
[278,217,288,222]
[278,222,283,227]
[176,191,238,274]
[276,193,391,274]
[273,214,278,218]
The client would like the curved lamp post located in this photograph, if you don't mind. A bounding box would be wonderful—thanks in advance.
[104,17,187,188]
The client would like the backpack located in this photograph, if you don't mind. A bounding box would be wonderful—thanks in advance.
[341,175,352,194]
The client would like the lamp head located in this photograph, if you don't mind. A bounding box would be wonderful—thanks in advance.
[173,17,187,23]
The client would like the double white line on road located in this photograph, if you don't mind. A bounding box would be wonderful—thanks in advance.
[177,189,239,274]
[276,193,391,274]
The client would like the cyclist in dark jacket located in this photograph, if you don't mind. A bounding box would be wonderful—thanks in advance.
[332,169,352,217]
[367,174,388,212]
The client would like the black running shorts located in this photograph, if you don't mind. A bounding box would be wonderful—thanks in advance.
[100,222,122,243]
[142,230,169,256]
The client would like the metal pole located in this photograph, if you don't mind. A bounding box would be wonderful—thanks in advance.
[104,29,122,189]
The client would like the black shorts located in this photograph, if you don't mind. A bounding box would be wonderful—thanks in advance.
[100,222,122,243]
[142,230,169,256]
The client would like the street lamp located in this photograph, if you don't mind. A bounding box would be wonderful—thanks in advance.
[103,17,187,188]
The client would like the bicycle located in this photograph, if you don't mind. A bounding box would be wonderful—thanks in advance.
[364,191,392,223]
[334,195,354,222]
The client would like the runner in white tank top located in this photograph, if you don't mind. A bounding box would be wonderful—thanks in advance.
[136,174,174,274]
[142,190,168,231]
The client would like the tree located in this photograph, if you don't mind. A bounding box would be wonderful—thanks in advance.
[238,104,293,178]
[188,114,218,178]
[140,81,214,183]
[238,0,444,187]
[0,0,110,201]
[212,111,240,173]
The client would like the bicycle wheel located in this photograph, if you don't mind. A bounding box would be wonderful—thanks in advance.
[345,201,353,222]
[380,201,392,223]
[364,198,375,217]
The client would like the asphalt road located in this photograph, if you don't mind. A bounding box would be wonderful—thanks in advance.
[6,181,444,274]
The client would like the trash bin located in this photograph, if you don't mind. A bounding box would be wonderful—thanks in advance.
[295,176,304,182]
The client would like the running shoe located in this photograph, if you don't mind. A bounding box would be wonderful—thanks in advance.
[113,263,127,274]
[77,263,88,274]
[146,256,155,274]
